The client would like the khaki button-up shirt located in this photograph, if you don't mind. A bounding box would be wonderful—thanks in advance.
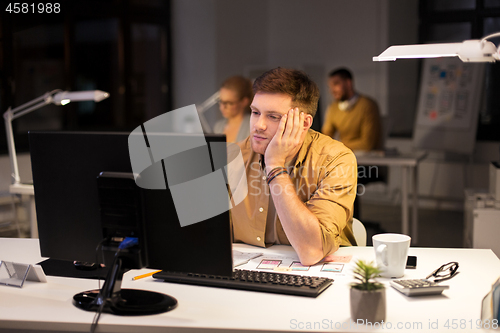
[231,129,357,258]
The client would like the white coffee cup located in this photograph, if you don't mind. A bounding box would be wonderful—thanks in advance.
[372,233,411,278]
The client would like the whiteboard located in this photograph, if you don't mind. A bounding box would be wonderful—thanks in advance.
[413,57,485,154]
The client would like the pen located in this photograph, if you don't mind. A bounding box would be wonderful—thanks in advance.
[132,270,162,281]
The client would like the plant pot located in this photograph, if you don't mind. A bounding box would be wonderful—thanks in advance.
[350,287,386,324]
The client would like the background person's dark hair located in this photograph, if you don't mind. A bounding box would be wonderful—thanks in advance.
[328,67,353,80]
[221,76,254,101]
[252,67,320,117]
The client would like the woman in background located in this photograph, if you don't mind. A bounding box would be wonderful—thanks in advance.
[213,76,253,143]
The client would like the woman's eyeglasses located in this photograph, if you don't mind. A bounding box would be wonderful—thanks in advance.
[219,100,239,107]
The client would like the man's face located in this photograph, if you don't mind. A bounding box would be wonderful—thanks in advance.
[249,92,293,155]
[328,75,350,101]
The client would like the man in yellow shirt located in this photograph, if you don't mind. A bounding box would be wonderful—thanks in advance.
[230,67,357,265]
[322,68,382,152]
[321,68,383,219]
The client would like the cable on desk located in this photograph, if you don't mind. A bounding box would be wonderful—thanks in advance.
[94,239,106,290]
[90,294,106,333]
[90,238,108,333]
[89,237,138,333]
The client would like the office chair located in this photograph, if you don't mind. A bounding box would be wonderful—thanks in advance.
[352,218,367,246]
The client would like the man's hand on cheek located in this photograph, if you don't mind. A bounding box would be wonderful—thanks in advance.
[264,108,306,170]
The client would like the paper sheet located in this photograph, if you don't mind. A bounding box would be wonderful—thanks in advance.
[233,250,263,267]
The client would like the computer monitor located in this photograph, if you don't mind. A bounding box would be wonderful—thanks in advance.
[29,131,233,315]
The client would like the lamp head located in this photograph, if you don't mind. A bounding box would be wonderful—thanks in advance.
[373,32,500,63]
[458,40,499,62]
[52,90,110,105]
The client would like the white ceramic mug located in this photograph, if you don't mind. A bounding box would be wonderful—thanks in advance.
[372,233,411,278]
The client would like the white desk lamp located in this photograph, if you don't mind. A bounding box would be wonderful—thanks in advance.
[3,89,109,237]
[373,32,500,62]
[4,89,109,187]
[196,91,220,133]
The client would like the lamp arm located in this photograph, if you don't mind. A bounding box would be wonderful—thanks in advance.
[3,89,61,185]
[481,32,500,43]
[8,89,62,120]
[9,99,53,121]
[4,108,21,185]
[196,91,220,133]
[481,32,500,61]
[197,91,220,115]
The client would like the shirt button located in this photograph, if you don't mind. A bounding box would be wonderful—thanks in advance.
[259,207,264,213]
[262,176,266,180]
[257,237,261,242]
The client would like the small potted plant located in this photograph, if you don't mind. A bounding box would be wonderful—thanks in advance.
[350,260,386,323]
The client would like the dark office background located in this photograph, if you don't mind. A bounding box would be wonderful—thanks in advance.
[1,0,500,155]
[0,0,172,154]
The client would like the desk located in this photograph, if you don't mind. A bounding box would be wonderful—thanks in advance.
[0,238,498,333]
[356,151,428,244]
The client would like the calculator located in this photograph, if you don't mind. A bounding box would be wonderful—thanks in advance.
[390,279,450,296]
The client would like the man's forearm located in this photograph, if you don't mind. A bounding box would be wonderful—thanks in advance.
[267,172,324,265]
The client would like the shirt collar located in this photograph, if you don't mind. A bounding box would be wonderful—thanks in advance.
[338,93,359,111]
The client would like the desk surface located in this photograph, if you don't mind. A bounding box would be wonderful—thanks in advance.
[0,238,499,333]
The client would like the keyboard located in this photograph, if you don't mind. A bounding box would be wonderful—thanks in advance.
[153,269,333,297]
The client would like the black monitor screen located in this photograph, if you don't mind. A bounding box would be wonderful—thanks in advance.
[29,131,233,277]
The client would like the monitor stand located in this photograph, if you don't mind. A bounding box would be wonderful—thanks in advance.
[73,252,177,315]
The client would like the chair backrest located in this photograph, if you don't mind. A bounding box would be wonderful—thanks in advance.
[352,218,367,246]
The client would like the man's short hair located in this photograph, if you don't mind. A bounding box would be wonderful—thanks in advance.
[252,67,320,117]
[328,67,353,80]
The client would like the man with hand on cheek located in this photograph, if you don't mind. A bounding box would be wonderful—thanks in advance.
[231,67,357,265]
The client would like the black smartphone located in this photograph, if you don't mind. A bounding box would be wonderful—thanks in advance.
[406,256,417,269]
